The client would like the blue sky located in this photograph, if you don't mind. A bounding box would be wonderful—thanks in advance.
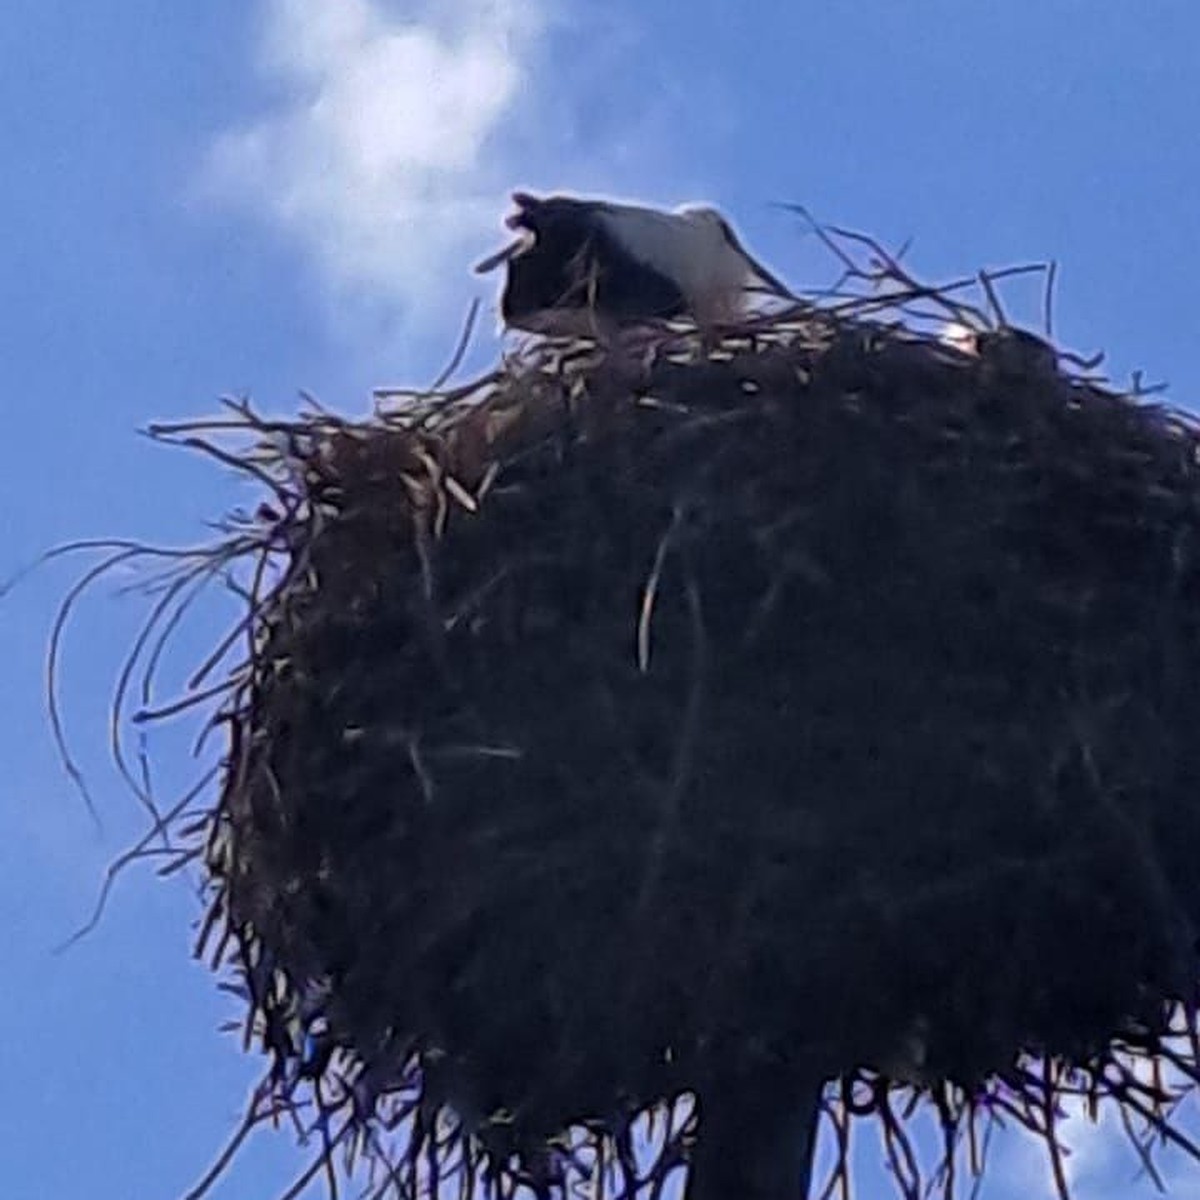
[4,2,1200,1197]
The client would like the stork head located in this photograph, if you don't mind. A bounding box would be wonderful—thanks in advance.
[474,192,544,274]
[505,192,540,229]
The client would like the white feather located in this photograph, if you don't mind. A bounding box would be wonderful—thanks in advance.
[595,201,789,325]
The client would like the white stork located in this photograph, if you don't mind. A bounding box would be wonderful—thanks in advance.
[475,192,795,338]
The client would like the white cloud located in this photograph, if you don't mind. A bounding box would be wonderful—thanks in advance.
[203,0,546,326]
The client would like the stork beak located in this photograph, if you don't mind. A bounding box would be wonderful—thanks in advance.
[473,229,535,275]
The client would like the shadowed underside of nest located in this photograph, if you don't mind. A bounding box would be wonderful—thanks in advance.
[72,239,1200,1200]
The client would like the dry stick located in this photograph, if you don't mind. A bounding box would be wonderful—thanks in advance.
[407,371,505,427]
[191,688,244,762]
[1177,1001,1200,1071]
[966,1109,998,1200]
[47,546,148,828]
[1117,1101,1168,1192]
[297,388,340,420]
[275,1117,355,1200]
[53,763,220,952]
[637,504,686,673]
[1039,1061,1071,1200]
[156,842,205,877]
[113,567,202,811]
[1044,260,1058,338]
[133,672,246,724]
[821,264,1048,338]
[221,394,279,424]
[1152,1037,1200,1090]
[422,1118,443,1200]
[147,415,285,437]
[109,559,222,830]
[928,1088,963,1200]
[976,270,1009,330]
[193,868,229,967]
[175,434,293,503]
[635,562,707,928]
[0,536,208,600]
[52,847,179,947]
[311,1078,341,1200]
[984,1088,1040,1136]
[184,568,267,692]
[614,1120,641,1200]
[181,1082,274,1200]
[428,298,482,395]
[964,1102,981,1180]
[877,1090,921,1200]
[185,511,294,698]
[814,215,991,330]
[815,1094,851,1200]
[771,202,859,284]
[1108,1052,1178,1109]
[1109,1081,1200,1161]
[1105,1057,1198,1143]
[1152,1054,1167,1108]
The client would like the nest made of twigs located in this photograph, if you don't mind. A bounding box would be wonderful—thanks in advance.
[53,226,1200,1200]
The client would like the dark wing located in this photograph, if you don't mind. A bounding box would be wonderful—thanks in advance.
[499,194,690,326]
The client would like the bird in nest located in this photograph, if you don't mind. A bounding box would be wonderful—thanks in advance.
[475,191,796,339]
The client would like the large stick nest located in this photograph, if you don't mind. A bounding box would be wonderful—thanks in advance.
[53,227,1200,1200]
